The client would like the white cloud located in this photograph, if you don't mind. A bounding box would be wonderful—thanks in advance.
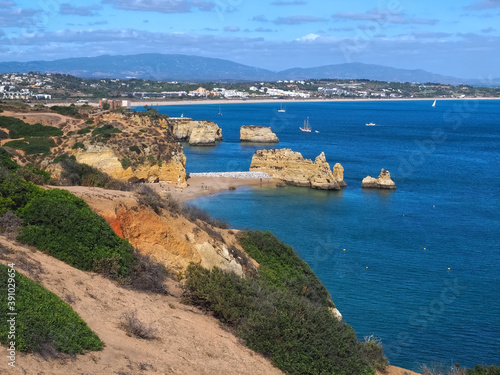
[295,33,320,42]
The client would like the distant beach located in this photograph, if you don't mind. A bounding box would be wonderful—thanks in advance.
[130,96,498,107]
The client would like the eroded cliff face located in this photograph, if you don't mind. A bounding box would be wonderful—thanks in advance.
[52,112,187,185]
[250,148,346,190]
[362,169,397,189]
[63,186,257,276]
[169,119,223,146]
[240,126,279,143]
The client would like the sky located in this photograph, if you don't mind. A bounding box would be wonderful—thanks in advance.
[1,0,499,79]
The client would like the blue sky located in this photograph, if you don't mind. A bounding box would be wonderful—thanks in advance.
[1,0,499,78]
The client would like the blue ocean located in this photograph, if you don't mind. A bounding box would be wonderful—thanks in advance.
[139,100,500,371]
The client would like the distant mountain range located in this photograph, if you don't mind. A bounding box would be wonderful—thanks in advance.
[0,53,498,86]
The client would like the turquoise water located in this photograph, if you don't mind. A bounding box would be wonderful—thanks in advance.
[138,100,500,371]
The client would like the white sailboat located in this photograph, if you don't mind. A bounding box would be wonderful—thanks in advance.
[300,117,312,132]
[278,103,286,113]
[366,122,376,126]
[432,100,436,107]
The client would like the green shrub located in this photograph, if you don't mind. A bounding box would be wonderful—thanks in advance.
[73,142,85,150]
[85,119,94,125]
[238,230,332,306]
[129,145,141,154]
[0,173,44,216]
[0,264,104,354]
[17,189,135,278]
[467,365,500,375]
[58,157,116,188]
[0,129,8,139]
[4,138,55,155]
[0,148,18,170]
[50,104,79,117]
[0,116,63,138]
[15,164,51,185]
[77,126,92,134]
[183,262,382,375]
[3,140,28,150]
[121,157,131,170]
[92,124,122,135]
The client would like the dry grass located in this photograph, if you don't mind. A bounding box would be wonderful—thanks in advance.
[120,311,158,340]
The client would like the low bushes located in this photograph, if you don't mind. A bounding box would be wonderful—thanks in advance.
[92,124,122,136]
[17,189,135,278]
[0,264,104,354]
[183,230,388,375]
[0,116,63,138]
[50,104,79,117]
[4,137,56,155]
[238,230,332,306]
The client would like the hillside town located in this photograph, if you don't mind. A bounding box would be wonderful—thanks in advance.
[1,71,498,103]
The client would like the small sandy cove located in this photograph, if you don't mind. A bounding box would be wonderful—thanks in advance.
[152,174,277,203]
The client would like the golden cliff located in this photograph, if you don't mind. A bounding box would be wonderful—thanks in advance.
[250,148,346,190]
[169,119,223,146]
[61,186,257,277]
[52,112,187,185]
[240,125,279,143]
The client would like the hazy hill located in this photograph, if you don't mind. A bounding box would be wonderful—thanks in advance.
[0,53,498,85]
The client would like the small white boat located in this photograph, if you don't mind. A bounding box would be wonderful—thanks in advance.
[218,106,222,115]
[278,103,286,113]
[432,100,436,107]
[300,117,312,132]
[366,122,376,126]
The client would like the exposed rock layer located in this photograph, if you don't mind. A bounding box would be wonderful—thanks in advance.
[362,169,397,189]
[250,148,346,190]
[240,125,279,143]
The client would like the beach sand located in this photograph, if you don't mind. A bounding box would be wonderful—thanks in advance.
[129,96,496,108]
[150,175,277,203]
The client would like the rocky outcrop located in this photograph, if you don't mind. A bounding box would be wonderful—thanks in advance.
[333,163,347,188]
[169,119,222,146]
[250,148,346,190]
[240,125,279,143]
[73,143,187,184]
[43,112,188,185]
[362,169,396,189]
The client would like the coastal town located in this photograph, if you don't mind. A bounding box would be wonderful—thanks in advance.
[1,71,499,103]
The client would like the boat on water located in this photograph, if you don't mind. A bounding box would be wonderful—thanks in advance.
[218,106,222,115]
[278,103,286,113]
[432,100,436,107]
[366,122,376,126]
[300,117,312,132]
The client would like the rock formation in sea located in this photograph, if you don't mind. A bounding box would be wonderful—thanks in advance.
[250,148,346,190]
[240,125,279,143]
[362,169,397,189]
[169,118,222,146]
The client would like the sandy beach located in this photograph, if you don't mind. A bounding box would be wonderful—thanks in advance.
[150,174,277,203]
[128,96,498,107]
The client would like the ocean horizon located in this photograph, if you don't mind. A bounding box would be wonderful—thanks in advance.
[137,99,500,372]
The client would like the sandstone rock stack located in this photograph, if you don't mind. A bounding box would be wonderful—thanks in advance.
[250,148,346,190]
[169,119,222,146]
[362,169,397,189]
[240,125,279,143]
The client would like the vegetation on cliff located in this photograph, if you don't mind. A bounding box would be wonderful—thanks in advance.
[183,230,388,375]
[0,151,167,290]
[0,263,104,354]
